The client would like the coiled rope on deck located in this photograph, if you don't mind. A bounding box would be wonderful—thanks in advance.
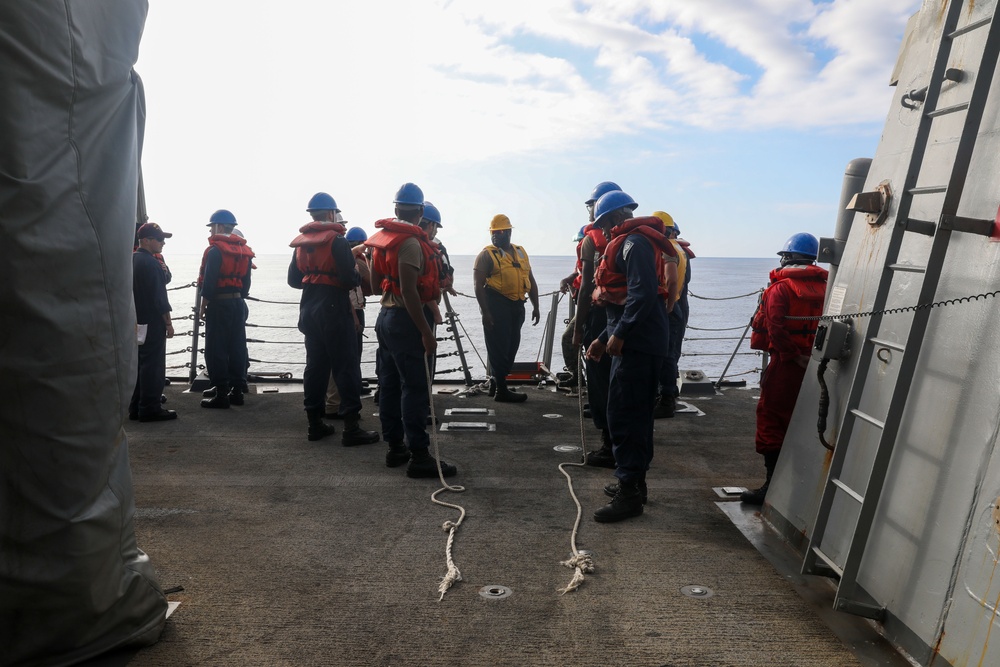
[425,355,467,601]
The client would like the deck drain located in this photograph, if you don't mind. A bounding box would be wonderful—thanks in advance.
[479,585,512,600]
[554,445,581,453]
[542,413,563,419]
[680,585,714,599]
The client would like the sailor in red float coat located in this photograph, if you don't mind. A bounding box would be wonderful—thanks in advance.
[741,234,828,505]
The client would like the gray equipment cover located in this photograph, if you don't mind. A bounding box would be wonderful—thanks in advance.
[0,2,167,665]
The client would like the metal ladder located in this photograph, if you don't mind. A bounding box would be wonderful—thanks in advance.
[801,2,1000,620]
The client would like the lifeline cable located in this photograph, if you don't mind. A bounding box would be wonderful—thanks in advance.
[784,287,1000,322]
[424,354,466,601]
[557,343,595,594]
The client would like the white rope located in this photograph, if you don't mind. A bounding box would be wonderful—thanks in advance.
[425,354,466,601]
[557,344,596,594]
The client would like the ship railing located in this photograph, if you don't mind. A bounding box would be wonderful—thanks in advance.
[162,276,766,389]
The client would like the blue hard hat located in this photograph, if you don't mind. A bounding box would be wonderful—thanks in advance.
[393,182,424,206]
[422,201,442,227]
[573,225,586,242]
[307,192,340,212]
[208,209,237,226]
[672,222,681,236]
[586,181,622,205]
[345,227,368,243]
[593,190,638,222]
[779,232,819,258]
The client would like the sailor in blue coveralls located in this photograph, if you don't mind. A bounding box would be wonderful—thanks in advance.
[586,190,675,523]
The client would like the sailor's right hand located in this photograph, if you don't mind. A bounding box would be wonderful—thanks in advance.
[482,311,494,330]
[572,327,583,348]
[422,330,438,356]
[586,339,606,361]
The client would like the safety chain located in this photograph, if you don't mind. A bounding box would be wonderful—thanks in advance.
[247,322,300,329]
[689,288,762,301]
[248,357,306,365]
[785,288,1000,321]
[451,289,560,300]
[686,324,749,332]
[166,281,197,291]
[245,295,299,305]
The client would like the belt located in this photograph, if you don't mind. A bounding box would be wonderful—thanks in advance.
[212,293,243,300]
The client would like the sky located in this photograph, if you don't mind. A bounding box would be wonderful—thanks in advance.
[134,0,922,258]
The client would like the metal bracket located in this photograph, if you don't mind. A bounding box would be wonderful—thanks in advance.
[847,181,892,227]
[817,237,846,265]
[939,213,995,236]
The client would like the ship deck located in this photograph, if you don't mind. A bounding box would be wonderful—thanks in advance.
[107,380,912,667]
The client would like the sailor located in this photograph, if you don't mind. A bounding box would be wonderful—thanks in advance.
[198,209,254,409]
[473,214,540,403]
[288,193,380,446]
[365,183,457,478]
[586,190,678,523]
[652,212,695,418]
[129,222,177,422]
[557,225,588,390]
[573,181,625,467]
[419,201,454,383]
[323,222,373,420]
[742,233,828,505]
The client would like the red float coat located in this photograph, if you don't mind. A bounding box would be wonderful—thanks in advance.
[749,263,828,360]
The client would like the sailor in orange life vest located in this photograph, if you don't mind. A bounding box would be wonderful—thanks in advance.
[557,225,587,390]
[741,232,828,505]
[473,214,541,403]
[365,183,457,478]
[287,193,380,446]
[573,181,626,469]
[198,209,254,409]
[585,190,679,523]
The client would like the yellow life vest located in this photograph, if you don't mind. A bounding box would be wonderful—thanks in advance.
[484,244,531,301]
[668,239,687,302]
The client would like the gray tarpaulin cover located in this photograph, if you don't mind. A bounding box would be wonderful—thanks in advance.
[0,2,167,665]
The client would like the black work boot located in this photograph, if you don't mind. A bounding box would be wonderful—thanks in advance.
[406,448,457,478]
[585,429,616,469]
[740,451,779,505]
[202,386,217,398]
[228,387,245,406]
[652,394,676,419]
[594,479,645,523]
[494,379,528,403]
[603,478,649,504]
[386,440,410,468]
[342,412,380,447]
[201,384,231,409]
[307,409,336,442]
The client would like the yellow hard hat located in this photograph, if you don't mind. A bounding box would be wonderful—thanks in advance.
[490,214,512,231]
[652,211,674,228]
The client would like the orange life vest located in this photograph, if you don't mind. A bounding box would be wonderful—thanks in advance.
[592,217,676,306]
[290,221,348,287]
[750,264,829,353]
[364,218,442,303]
[571,224,610,298]
[201,234,254,291]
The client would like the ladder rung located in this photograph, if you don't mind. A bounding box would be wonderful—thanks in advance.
[948,16,992,39]
[869,336,905,352]
[908,185,947,195]
[927,101,970,118]
[850,408,885,430]
[903,218,936,236]
[888,263,926,274]
[810,546,844,578]
[831,477,865,504]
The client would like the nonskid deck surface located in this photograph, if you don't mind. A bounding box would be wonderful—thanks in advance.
[122,384,893,667]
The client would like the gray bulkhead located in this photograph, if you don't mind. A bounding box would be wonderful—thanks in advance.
[765,0,1000,665]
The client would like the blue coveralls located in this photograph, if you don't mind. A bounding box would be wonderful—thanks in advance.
[288,236,363,416]
[600,234,670,483]
[130,248,171,418]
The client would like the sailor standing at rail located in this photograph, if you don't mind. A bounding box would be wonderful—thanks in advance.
[473,214,540,403]
[587,190,678,523]
[573,181,624,468]
[198,209,254,409]
[652,211,695,419]
[365,183,457,478]
[741,233,827,505]
[288,193,380,446]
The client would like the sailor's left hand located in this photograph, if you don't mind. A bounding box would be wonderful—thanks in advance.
[531,307,540,325]
[606,335,624,357]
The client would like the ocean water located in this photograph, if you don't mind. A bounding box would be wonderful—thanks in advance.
[161,254,775,387]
